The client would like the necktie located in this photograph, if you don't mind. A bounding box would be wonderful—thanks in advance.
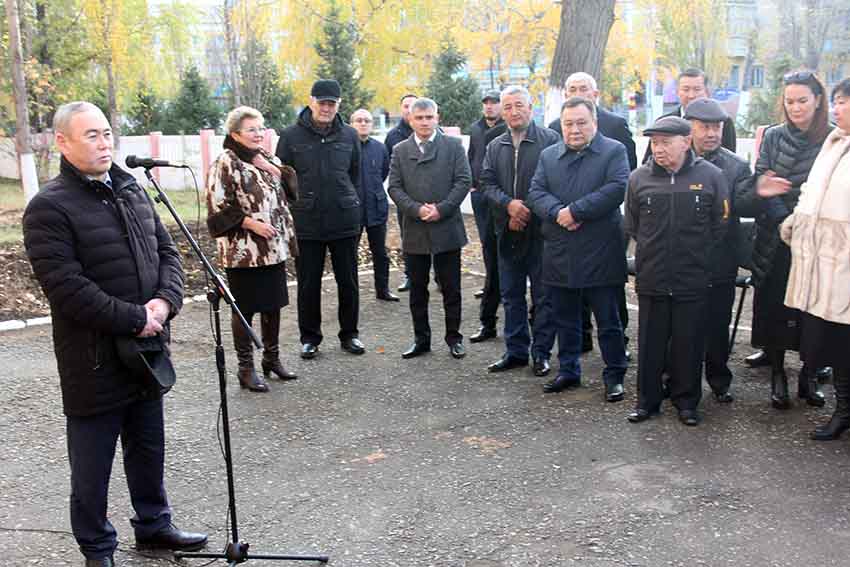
[420,140,430,154]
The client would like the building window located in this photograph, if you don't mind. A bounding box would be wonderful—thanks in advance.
[729,65,740,90]
[751,66,764,88]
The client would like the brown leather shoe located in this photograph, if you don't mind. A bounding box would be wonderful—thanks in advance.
[262,359,297,381]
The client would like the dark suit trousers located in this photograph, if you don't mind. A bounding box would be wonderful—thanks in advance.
[67,397,171,560]
[703,283,735,394]
[408,249,462,346]
[471,192,500,328]
[362,224,390,293]
[637,295,706,412]
[296,236,360,345]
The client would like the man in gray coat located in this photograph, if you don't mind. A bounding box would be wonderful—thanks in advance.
[388,98,472,359]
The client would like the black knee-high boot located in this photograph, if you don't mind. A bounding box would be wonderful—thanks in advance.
[232,312,268,392]
[260,311,297,381]
[770,349,790,410]
[798,363,825,407]
[812,368,850,440]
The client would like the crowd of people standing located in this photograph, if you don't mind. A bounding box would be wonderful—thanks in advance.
[20,67,850,567]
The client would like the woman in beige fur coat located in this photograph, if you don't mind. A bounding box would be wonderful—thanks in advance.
[781,78,850,440]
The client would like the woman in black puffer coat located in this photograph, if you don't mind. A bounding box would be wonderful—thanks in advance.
[737,71,833,410]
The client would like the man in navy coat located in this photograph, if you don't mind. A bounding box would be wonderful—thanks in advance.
[530,97,630,401]
[351,108,397,301]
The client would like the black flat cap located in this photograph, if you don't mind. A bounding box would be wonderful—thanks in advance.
[644,116,691,136]
[683,98,728,122]
[311,79,341,101]
[482,89,501,103]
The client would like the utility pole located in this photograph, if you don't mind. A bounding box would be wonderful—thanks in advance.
[5,0,39,202]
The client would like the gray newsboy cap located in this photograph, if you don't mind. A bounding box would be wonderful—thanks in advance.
[644,116,692,137]
[683,98,728,122]
[482,89,501,102]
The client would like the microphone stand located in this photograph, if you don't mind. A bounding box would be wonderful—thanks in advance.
[142,167,329,566]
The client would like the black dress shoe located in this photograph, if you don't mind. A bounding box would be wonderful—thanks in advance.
[624,349,632,362]
[543,375,580,393]
[532,357,551,377]
[450,342,466,359]
[85,557,114,567]
[816,367,833,382]
[397,277,411,292]
[713,391,734,403]
[744,350,770,368]
[470,326,497,343]
[488,354,528,373]
[627,407,659,423]
[606,383,625,402]
[474,289,485,299]
[300,343,319,359]
[402,343,431,359]
[341,337,366,355]
[678,409,701,426]
[136,523,208,552]
[376,290,400,302]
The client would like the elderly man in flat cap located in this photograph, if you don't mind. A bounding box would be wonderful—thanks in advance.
[624,116,730,426]
[683,99,752,404]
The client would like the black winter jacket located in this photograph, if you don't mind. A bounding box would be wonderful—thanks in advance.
[384,119,413,159]
[701,147,751,284]
[23,158,184,417]
[735,123,828,286]
[624,152,730,297]
[467,116,507,187]
[276,107,361,241]
[479,121,560,256]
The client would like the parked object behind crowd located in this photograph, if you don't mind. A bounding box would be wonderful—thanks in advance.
[736,70,832,410]
[781,78,850,439]
[206,106,299,392]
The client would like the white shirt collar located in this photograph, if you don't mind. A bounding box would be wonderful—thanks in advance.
[415,130,437,152]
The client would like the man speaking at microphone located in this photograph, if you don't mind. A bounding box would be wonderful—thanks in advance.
[23,101,207,567]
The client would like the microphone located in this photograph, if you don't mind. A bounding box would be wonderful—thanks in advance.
[125,155,184,169]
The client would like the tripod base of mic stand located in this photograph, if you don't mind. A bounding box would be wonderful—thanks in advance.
[175,541,329,564]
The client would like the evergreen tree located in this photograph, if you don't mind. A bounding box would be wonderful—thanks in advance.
[424,39,481,132]
[166,66,222,134]
[240,38,295,132]
[313,0,373,120]
[125,89,168,135]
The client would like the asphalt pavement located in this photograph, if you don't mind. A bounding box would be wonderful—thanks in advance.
[1,269,849,567]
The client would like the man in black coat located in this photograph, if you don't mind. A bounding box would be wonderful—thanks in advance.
[276,80,365,359]
[467,89,507,343]
[683,98,752,403]
[388,97,471,360]
[548,72,636,357]
[624,116,730,426]
[642,67,737,164]
[530,98,631,400]
[479,85,559,378]
[23,102,207,567]
[385,93,418,292]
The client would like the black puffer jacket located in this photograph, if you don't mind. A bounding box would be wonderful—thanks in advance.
[275,107,361,241]
[701,147,751,284]
[23,158,184,417]
[736,123,829,285]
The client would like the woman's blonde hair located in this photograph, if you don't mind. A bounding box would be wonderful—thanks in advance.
[225,106,264,134]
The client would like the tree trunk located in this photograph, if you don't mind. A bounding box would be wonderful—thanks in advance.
[548,0,616,89]
[223,0,241,106]
[102,0,120,149]
[5,0,39,201]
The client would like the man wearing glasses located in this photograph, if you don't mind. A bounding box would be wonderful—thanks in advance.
[350,108,397,302]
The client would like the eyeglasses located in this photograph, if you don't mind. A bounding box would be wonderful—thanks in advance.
[239,127,267,135]
[784,70,815,85]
